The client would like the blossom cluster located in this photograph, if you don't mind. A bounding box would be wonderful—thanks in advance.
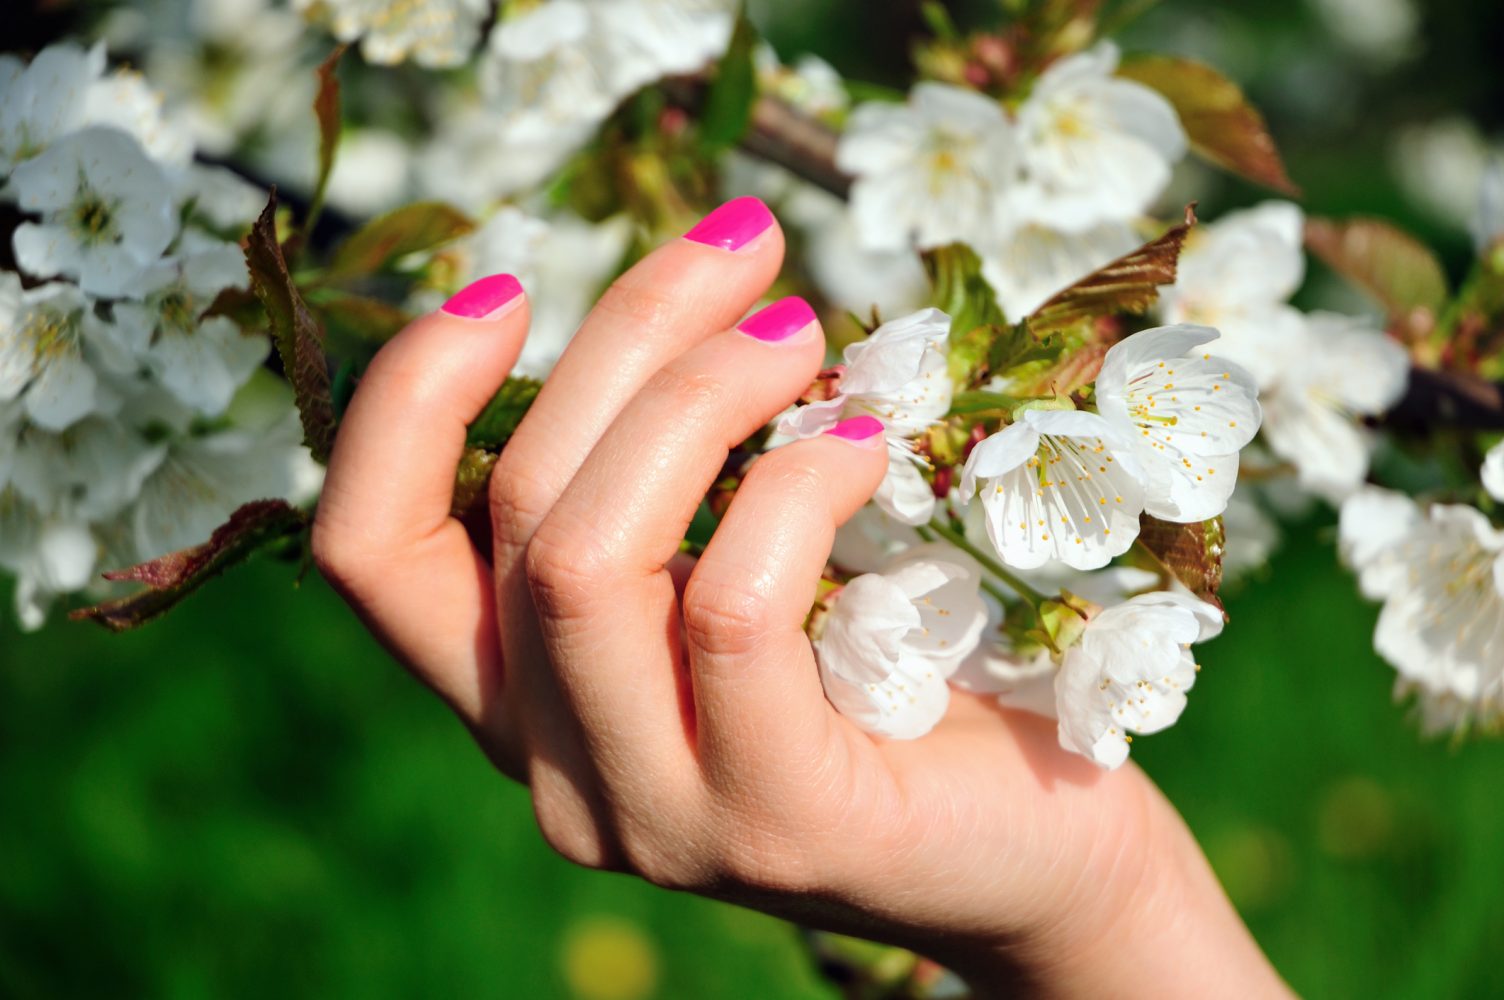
[837,43,1186,319]
[0,43,312,628]
[1337,446,1504,734]
[795,310,1257,768]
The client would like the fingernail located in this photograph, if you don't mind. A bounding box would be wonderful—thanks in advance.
[825,415,885,447]
[442,273,524,320]
[738,296,818,343]
[684,197,775,252]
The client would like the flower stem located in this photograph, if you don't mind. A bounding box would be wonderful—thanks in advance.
[926,517,1049,610]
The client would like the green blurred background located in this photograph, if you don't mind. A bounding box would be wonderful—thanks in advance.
[5,1,1504,997]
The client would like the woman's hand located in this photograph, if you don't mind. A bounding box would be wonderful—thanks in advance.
[311,198,1290,998]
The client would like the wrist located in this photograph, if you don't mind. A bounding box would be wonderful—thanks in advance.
[951,778,1292,999]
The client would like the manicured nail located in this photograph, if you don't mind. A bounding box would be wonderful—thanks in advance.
[442,273,524,320]
[738,296,818,343]
[825,415,885,447]
[684,196,775,252]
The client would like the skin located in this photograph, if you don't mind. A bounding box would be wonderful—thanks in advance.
[312,204,1294,997]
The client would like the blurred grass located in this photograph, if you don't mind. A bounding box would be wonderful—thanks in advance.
[4,516,1503,998]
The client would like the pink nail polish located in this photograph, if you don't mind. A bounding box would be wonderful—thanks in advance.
[738,297,817,342]
[684,197,775,252]
[442,274,524,319]
[825,415,885,446]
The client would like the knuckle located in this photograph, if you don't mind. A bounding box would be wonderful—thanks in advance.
[641,363,726,419]
[489,454,560,543]
[595,271,679,330]
[681,574,776,656]
[524,510,619,617]
[743,453,827,505]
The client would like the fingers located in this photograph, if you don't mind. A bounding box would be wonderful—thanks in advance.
[485,198,785,849]
[684,419,889,798]
[490,197,783,558]
[525,298,827,790]
[313,275,528,723]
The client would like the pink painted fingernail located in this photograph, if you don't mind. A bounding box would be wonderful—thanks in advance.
[738,296,818,343]
[442,274,524,320]
[825,415,885,447]
[684,197,775,252]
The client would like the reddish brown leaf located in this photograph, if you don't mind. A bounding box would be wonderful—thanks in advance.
[1305,217,1449,318]
[1136,514,1226,611]
[1118,55,1298,196]
[71,501,308,631]
[246,192,337,462]
[1028,206,1197,335]
[308,44,347,230]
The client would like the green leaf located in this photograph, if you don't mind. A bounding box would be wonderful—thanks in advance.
[245,192,337,463]
[1118,55,1298,196]
[1305,217,1449,318]
[305,44,347,236]
[467,376,544,450]
[70,501,308,632]
[1028,206,1197,336]
[312,290,412,361]
[325,202,475,282]
[923,243,1009,384]
[699,13,758,151]
[1135,514,1226,611]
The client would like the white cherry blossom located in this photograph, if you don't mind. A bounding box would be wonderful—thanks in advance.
[1259,312,1409,502]
[483,1,620,141]
[294,0,489,68]
[0,489,100,630]
[0,43,103,171]
[837,83,1018,252]
[81,66,194,168]
[778,308,953,525]
[414,100,593,213]
[482,0,734,143]
[1158,202,1309,389]
[1055,591,1223,768]
[960,408,1148,571]
[1006,42,1187,234]
[6,417,165,523]
[592,0,736,95]
[0,276,112,431]
[10,127,176,299]
[815,545,988,739]
[130,414,311,560]
[1341,490,1504,734]
[1094,324,1262,522]
[108,237,268,416]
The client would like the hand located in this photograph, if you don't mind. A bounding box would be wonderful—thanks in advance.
[312,198,1290,998]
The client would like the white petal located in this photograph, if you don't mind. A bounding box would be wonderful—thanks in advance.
[960,420,1039,498]
[24,349,96,430]
[816,574,919,685]
[873,449,937,526]
[1338,486,1420,598]
[820,651,951,740]
[1482,440,1504,503]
